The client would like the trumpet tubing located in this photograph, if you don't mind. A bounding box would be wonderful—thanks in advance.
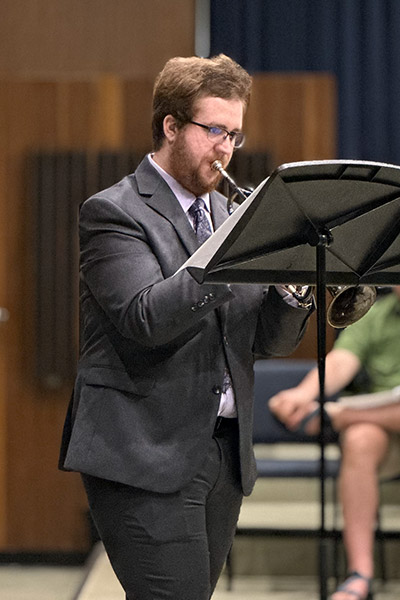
[211,160,250,213]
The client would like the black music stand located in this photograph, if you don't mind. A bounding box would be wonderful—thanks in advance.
[180,159,400,600]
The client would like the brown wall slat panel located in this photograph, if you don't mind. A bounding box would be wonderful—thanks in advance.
[33,152,84,388]
[0,72,336,552]
[33,150,144,392]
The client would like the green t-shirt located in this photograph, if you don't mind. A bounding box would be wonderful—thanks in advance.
[334,292,400,392]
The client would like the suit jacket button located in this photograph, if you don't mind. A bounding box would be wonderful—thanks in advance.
[212,385,221,395]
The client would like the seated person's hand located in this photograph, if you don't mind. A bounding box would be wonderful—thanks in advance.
[269,388,314,431]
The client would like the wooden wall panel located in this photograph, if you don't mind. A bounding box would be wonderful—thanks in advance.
[0,72,337,552]
[0,0,197,555]
[1,81,89,551]
[54,81,98,149]
[0,0,195,78]
[123,79,156,152]
[0,117,8,545]
[246,73,337,167]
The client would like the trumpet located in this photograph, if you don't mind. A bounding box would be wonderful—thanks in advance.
[289,284,377,327]
[326,285,377,328]
[213,161,377,328]
[211,160,252,214]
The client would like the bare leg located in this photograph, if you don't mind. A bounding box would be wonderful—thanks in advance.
[331,423,389,600]
[329,401,400,433]
[299,400,400,436]
[279,399,400,599]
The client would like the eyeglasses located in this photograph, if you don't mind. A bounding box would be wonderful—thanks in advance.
[189,120,245,149]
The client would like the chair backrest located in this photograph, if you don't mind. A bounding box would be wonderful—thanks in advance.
[253,359,339,445]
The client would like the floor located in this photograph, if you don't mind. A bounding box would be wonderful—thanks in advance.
[0,563,84,600]
[76,544,400,599]
[2,544,400,600]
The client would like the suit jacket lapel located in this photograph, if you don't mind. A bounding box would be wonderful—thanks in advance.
[134,157,231,267]
[135,157,200,256]
[210,191,228,231]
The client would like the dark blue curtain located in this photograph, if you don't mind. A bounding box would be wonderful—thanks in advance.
[210,0,400,164]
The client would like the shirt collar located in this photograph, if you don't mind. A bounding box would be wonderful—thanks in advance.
[148,154,211,216]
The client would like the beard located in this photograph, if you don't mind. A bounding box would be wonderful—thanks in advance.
[168,131,224,196]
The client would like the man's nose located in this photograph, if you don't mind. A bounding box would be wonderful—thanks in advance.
[215,135,234,154]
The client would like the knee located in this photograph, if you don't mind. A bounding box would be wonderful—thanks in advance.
[341,423,389,467]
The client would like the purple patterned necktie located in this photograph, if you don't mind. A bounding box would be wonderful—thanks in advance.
[188,198,213,244]
[188,198,232,396]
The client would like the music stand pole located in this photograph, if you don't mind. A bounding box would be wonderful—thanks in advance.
[316,230,332,600]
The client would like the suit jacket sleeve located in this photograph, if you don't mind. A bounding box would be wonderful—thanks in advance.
[79,194,235,347]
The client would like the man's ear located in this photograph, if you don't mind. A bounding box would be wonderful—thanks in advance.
[163,115,178,142]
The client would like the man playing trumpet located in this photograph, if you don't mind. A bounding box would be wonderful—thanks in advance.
[59,53,314,599]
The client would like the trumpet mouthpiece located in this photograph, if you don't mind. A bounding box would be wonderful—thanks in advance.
[211,160,223,172]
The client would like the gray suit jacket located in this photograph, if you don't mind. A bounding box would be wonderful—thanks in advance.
[60,156,311,496]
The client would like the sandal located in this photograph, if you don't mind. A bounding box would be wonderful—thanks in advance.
[332,571,373,600]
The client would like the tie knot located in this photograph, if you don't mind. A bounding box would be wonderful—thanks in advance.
[188,198,212,244]
[189,197,206,216]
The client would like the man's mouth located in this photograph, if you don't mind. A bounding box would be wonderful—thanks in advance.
[210,158,227,171]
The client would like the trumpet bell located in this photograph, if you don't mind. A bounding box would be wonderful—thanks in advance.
[327,285,377,329]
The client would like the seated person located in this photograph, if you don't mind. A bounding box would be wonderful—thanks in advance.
[269,286,400,600]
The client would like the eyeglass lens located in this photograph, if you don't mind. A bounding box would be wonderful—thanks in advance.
[208,127,244,148]
[190,121,244,148]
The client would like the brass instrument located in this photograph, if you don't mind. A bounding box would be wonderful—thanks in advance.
[211,160,252,214]
[326,285,377,328]
[212,160,377,328]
